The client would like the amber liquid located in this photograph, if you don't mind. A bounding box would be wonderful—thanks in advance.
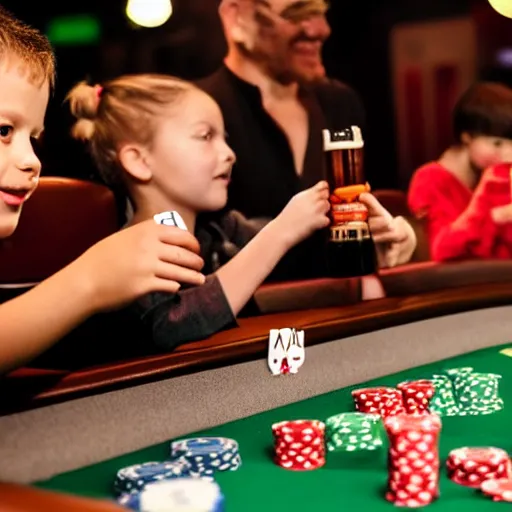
[325,147,364,190]
[325,147,377,278]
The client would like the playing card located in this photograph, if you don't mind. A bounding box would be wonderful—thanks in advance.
[287,329,305,374]
[268,328,305,375]
[268,329,287,376]
[153,211,188,231]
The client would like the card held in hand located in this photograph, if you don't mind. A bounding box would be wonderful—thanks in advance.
[154,211,188,231]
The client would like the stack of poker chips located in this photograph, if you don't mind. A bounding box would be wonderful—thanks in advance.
[272,419,326,471]
[453,372,504,416]
[384,412,442,508]
[397,380,435,415]
[446,447,511,488]
[481,479,512,502]
[428,374,459,416]
[169,437,241,478]
[118,478,225,512]
[114,460,192,496]
[444,366,474,381]
[352,387,405,417]
[325,412,383,452]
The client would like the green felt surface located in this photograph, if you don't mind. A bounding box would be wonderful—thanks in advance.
[36,344,512,510]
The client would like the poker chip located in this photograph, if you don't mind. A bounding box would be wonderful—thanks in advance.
[118,478,225,512]
[428,375,459,416]
[272,419,326,471]
[481,478,512,502]
[453,372,504,416]
[170,437,241,477]
[444,367,474,381]
[114,460,192,496]
[384,413,442,507]
[397,380,435,415]
[446,447,510,488]
[325,412,383,452]
[352,387,405,417]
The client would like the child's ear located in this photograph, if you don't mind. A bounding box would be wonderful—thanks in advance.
[460,132,473,146]
[118,144,152,182]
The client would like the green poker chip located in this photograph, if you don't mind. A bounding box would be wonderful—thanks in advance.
[453,372,504,415]
[427,368,503,417]
[428,374,459,416]
[325,412,383,452]
[444,367,474,382]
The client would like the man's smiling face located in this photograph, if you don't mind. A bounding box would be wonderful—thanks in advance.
[240,0,331,84]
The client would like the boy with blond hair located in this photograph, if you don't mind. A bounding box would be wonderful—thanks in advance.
[0,6,205,373]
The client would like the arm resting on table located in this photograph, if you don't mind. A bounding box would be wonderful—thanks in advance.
[0,263,95,374]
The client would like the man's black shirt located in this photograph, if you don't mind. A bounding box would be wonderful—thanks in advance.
[196,65,366,281]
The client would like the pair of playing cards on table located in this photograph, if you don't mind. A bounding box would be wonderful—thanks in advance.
[268,328,305,376]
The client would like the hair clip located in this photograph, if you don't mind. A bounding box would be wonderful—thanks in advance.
[96,85,103,98]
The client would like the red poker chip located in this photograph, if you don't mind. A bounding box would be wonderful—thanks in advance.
[272,419,324,435]
[384,413,441,507]
[272,420,325,471]
[352,387,399,400]
[384,412,442,434]
[352,387,405,417]
[481,479,512,502]
[447,447,510,488]
[385,489,436,507]
[397,380,435,414]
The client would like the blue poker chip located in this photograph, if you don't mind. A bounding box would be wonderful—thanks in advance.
[118,478,225,512]
[114,460,192,496]
[170,437,241,476]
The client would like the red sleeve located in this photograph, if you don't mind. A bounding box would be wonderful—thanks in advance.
[408,165,500,261]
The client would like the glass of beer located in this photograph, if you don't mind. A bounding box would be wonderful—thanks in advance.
[323,126,377,278]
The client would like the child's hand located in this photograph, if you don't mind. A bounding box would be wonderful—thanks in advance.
[275,181,330,248]
[491,204,512,224]
[475,164,512,224]
[359,192,417,267]
[75,220,205,312]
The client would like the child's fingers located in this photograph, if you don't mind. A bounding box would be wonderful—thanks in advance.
[491,204,512,224]
[359,193,393,222]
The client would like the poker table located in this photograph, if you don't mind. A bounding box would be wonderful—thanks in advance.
[31,341,512,511]
[1,276,512,510]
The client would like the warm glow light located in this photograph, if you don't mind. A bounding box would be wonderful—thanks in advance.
[488,0,512,19]
[126,0,173,28]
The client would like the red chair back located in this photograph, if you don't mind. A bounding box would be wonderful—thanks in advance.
[0,177,119,285]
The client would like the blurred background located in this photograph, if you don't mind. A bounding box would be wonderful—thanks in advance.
[3,0,512,190]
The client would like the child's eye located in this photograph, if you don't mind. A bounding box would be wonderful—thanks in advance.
[0,125,13,140]
[200,130,213,141]
[493,139,503,147]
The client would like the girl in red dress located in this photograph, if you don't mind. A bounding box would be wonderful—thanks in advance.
[408,82,512,261]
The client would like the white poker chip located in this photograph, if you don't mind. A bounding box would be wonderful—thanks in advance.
[119,478,225,512]
[153,211,188,231]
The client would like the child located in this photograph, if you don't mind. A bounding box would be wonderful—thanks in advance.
[408,82,512,261]
[67,74,416,350]
[0,7,205,373]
